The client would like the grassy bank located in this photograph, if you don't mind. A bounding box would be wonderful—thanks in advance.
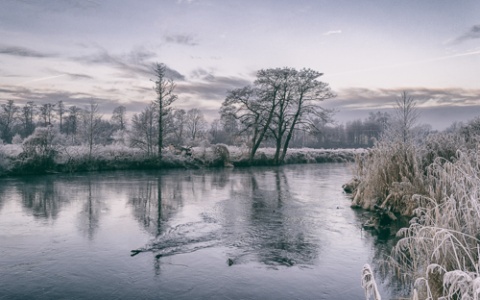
[0,144,362,177]
[351,130,480,299]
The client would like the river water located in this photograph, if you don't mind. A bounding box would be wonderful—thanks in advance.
[0,164,394,299]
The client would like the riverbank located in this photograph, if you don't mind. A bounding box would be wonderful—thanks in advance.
[0,144,364,177]
[349,135,480,299]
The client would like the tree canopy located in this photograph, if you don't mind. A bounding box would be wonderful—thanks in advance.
[221,67,335,164]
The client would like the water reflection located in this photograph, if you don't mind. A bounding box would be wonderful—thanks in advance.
[128,176,184,237]
[224,169,319,267]
[77,178,105,239]
[20,178,68,220]
[132,168,320,268]
[0,165,399,299]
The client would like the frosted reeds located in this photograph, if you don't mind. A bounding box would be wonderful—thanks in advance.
[388,150,480,299]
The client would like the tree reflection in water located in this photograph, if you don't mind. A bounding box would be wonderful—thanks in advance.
[130,168,320,268]
[128,175,184,237]
[19,178,66,220]
[222,168,320,267]
[77,177,105,240]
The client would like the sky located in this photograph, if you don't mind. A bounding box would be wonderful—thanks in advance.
[0,0,479,129]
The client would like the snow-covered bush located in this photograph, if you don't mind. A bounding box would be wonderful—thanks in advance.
[11,134,23,145]
[20,126,64,171]
[0,145,14,175]
[388,150,480,299]
[351,139,424,215]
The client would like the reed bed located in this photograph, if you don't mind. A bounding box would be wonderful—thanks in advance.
[356,128,480,299]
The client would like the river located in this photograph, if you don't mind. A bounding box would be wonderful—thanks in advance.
[0,164,394,299]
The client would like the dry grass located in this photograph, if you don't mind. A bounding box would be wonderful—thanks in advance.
[386,149,480,299]
[352,139,424,216]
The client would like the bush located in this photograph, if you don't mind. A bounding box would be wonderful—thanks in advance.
[351,139,424,215]
[19,126,63,172]
[388,150,480,299]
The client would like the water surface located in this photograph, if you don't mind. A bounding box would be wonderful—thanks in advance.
[0,164,390,299]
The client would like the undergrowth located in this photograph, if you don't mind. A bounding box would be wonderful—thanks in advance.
[355,125,480,299]
[388,149,480,299]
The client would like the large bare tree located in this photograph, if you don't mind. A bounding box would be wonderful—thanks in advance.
[221,67,334,164]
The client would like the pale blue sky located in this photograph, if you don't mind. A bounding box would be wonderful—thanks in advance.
[1,0,479,128]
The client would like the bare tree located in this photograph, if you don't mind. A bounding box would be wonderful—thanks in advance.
[153,63,177,158]
[221,67,334,164]
[111,105,127,130]
[57,101,65,133]
[270,68,334,164]
[130,105,157,156]
[222,84,278,162]
[39,103,56,126]
[0,100,19,143]
[393,91,419,146]
[82,101,102,159]
[20,101,36,138]
[185,108,207,144]
[171,109,186,145]
[65,106,81,144]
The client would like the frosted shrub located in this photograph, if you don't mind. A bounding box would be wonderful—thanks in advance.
[0,146,13,175]
[209,144,231,167]
[388,150,480,299]
[421,132,464,169]
[352,139,424,215]
[11,134,23,145]
[20,126,63,171]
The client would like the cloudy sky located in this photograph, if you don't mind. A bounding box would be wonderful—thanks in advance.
[1,0,479,129]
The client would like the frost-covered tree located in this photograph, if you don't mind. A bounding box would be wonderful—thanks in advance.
[130,105,157,156]
[81,102,102,159]
[39,103,56,126]
[185,108,207,145]
[222,67,334,164]
[21,125,63,170]
[0,100,19,143]
[111,105,127,131]
[391,91,419,147]
[20,101,36,138]
[153,63,177,157]
[170,109,186,145]
[56,101,65,133]
[64,105,81,144]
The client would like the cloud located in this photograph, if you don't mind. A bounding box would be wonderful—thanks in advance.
[176,0,197,4]
[190,68,216,81]
[176,76,251,101]
[74,47,185,81]
[65,72,94,80]
[335,87,480,110]
[164,34,198,46]
[323,30,342,36]
[0,85,147,115]
[452,24,480,44]
[7,0,99,13]
[0,45,55,58]
[323,87,480,129]
[326,49,480,78]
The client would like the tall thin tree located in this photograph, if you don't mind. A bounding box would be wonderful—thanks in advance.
[153,63,177,158]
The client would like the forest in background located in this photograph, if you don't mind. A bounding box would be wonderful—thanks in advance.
[0,64,478,177]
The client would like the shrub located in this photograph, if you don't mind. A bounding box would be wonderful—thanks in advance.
[351,139,424,215]
[387,150,480,299]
